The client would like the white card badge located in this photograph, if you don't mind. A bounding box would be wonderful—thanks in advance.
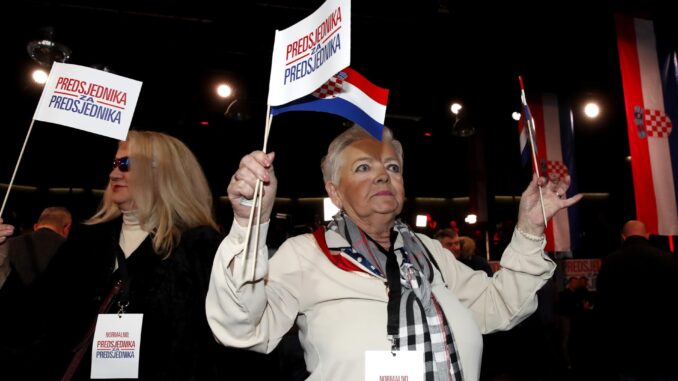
[91,314,143,379]
[365,350,424,381]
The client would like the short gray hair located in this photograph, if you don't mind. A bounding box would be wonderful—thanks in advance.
[320,124,403,184]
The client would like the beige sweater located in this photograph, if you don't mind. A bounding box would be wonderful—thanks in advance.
[206,221,554,381]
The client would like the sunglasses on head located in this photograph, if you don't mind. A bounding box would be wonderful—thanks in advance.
[112,156,130,172]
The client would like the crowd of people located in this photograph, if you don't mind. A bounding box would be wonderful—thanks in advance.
[0,125,676,381]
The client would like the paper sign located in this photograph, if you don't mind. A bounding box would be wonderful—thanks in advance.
[365,350,424,381]
[268,0,350,106]
[33,62,142,140]
[91,314,143,379]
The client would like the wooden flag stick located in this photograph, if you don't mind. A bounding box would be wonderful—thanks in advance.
[249,112,274,281]
[1,119,36,218]
[519,76,548,228]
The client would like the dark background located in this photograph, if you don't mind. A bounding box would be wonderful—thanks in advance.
[2,0,676,256]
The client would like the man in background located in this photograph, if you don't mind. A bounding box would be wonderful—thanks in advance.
[0,207,71,377]
[596,220,678,380]
[434,228,461,257]
[4,206,72,287]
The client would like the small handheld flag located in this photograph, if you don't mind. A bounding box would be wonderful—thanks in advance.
[33,62,142,140]
[244,0,353,281]
[268,0,351,106]
[271,67,389,140]
[518,76,548,227]
[2,63,142,218]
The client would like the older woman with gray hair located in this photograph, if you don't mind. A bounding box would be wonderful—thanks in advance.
[207,125,581,381]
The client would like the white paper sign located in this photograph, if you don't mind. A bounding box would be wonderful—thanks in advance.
[33,62,142,140]
[267,0,350,106]
[91,314,143,379]
[365,350,424,381]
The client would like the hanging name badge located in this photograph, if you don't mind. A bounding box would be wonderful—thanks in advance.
[91,314,143,379]
[365,350,424,381]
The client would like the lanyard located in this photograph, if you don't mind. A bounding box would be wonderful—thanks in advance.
[378,231,401,351]
[114,249,131,315]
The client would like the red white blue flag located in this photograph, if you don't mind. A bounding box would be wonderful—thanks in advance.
[527,94,580,252]
[518,105,534,167]
[270,67,389,140]
[616,15,678,236]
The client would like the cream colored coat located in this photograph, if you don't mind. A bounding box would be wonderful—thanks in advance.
[206,221,555,381]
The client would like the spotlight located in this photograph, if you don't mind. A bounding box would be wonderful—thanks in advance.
[584,102,600,118]
[32,69,49,84]
[217,84,233,98]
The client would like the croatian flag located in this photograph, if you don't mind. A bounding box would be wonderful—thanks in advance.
[270,67,389,140]
[529,94,580,252]
[616,15,678,236]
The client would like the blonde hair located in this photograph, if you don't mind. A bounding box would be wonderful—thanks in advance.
[320,124,403,184]
[459,236,476,260]
[87,131,217,256]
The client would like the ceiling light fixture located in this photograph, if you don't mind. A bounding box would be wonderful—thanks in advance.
[26,26,71,66]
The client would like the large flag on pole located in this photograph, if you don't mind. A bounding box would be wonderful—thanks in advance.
[270,67,388,140]
[615,15,678,236]
[524,93,581,252]
[268,0,350,106]
[33,62,142,140]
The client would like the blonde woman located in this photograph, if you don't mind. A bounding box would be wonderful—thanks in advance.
[32,131,232,380]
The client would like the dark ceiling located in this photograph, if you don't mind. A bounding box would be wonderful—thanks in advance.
[3,0,675,208]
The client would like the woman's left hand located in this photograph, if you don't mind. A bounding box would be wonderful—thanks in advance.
[516,174,583,236]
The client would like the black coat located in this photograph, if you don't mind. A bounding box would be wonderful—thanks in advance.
[596,236,678,378]
[8,228,66,286]
[25,218,260,380]
[0,228,67,375]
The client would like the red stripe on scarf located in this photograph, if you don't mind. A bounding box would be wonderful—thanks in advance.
[313,226,363,273]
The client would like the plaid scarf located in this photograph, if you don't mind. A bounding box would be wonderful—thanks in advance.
[328,213,463,381]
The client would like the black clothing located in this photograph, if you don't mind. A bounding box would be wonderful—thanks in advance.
[0,228,67,377]
[8,228,66,285]
[596,236,678,379]
[25,219,265,380]
[460,255,494,277]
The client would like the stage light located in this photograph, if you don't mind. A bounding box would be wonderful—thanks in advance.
[584,102,600,118]
[32,69,48,84]
[217,84,232,98]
